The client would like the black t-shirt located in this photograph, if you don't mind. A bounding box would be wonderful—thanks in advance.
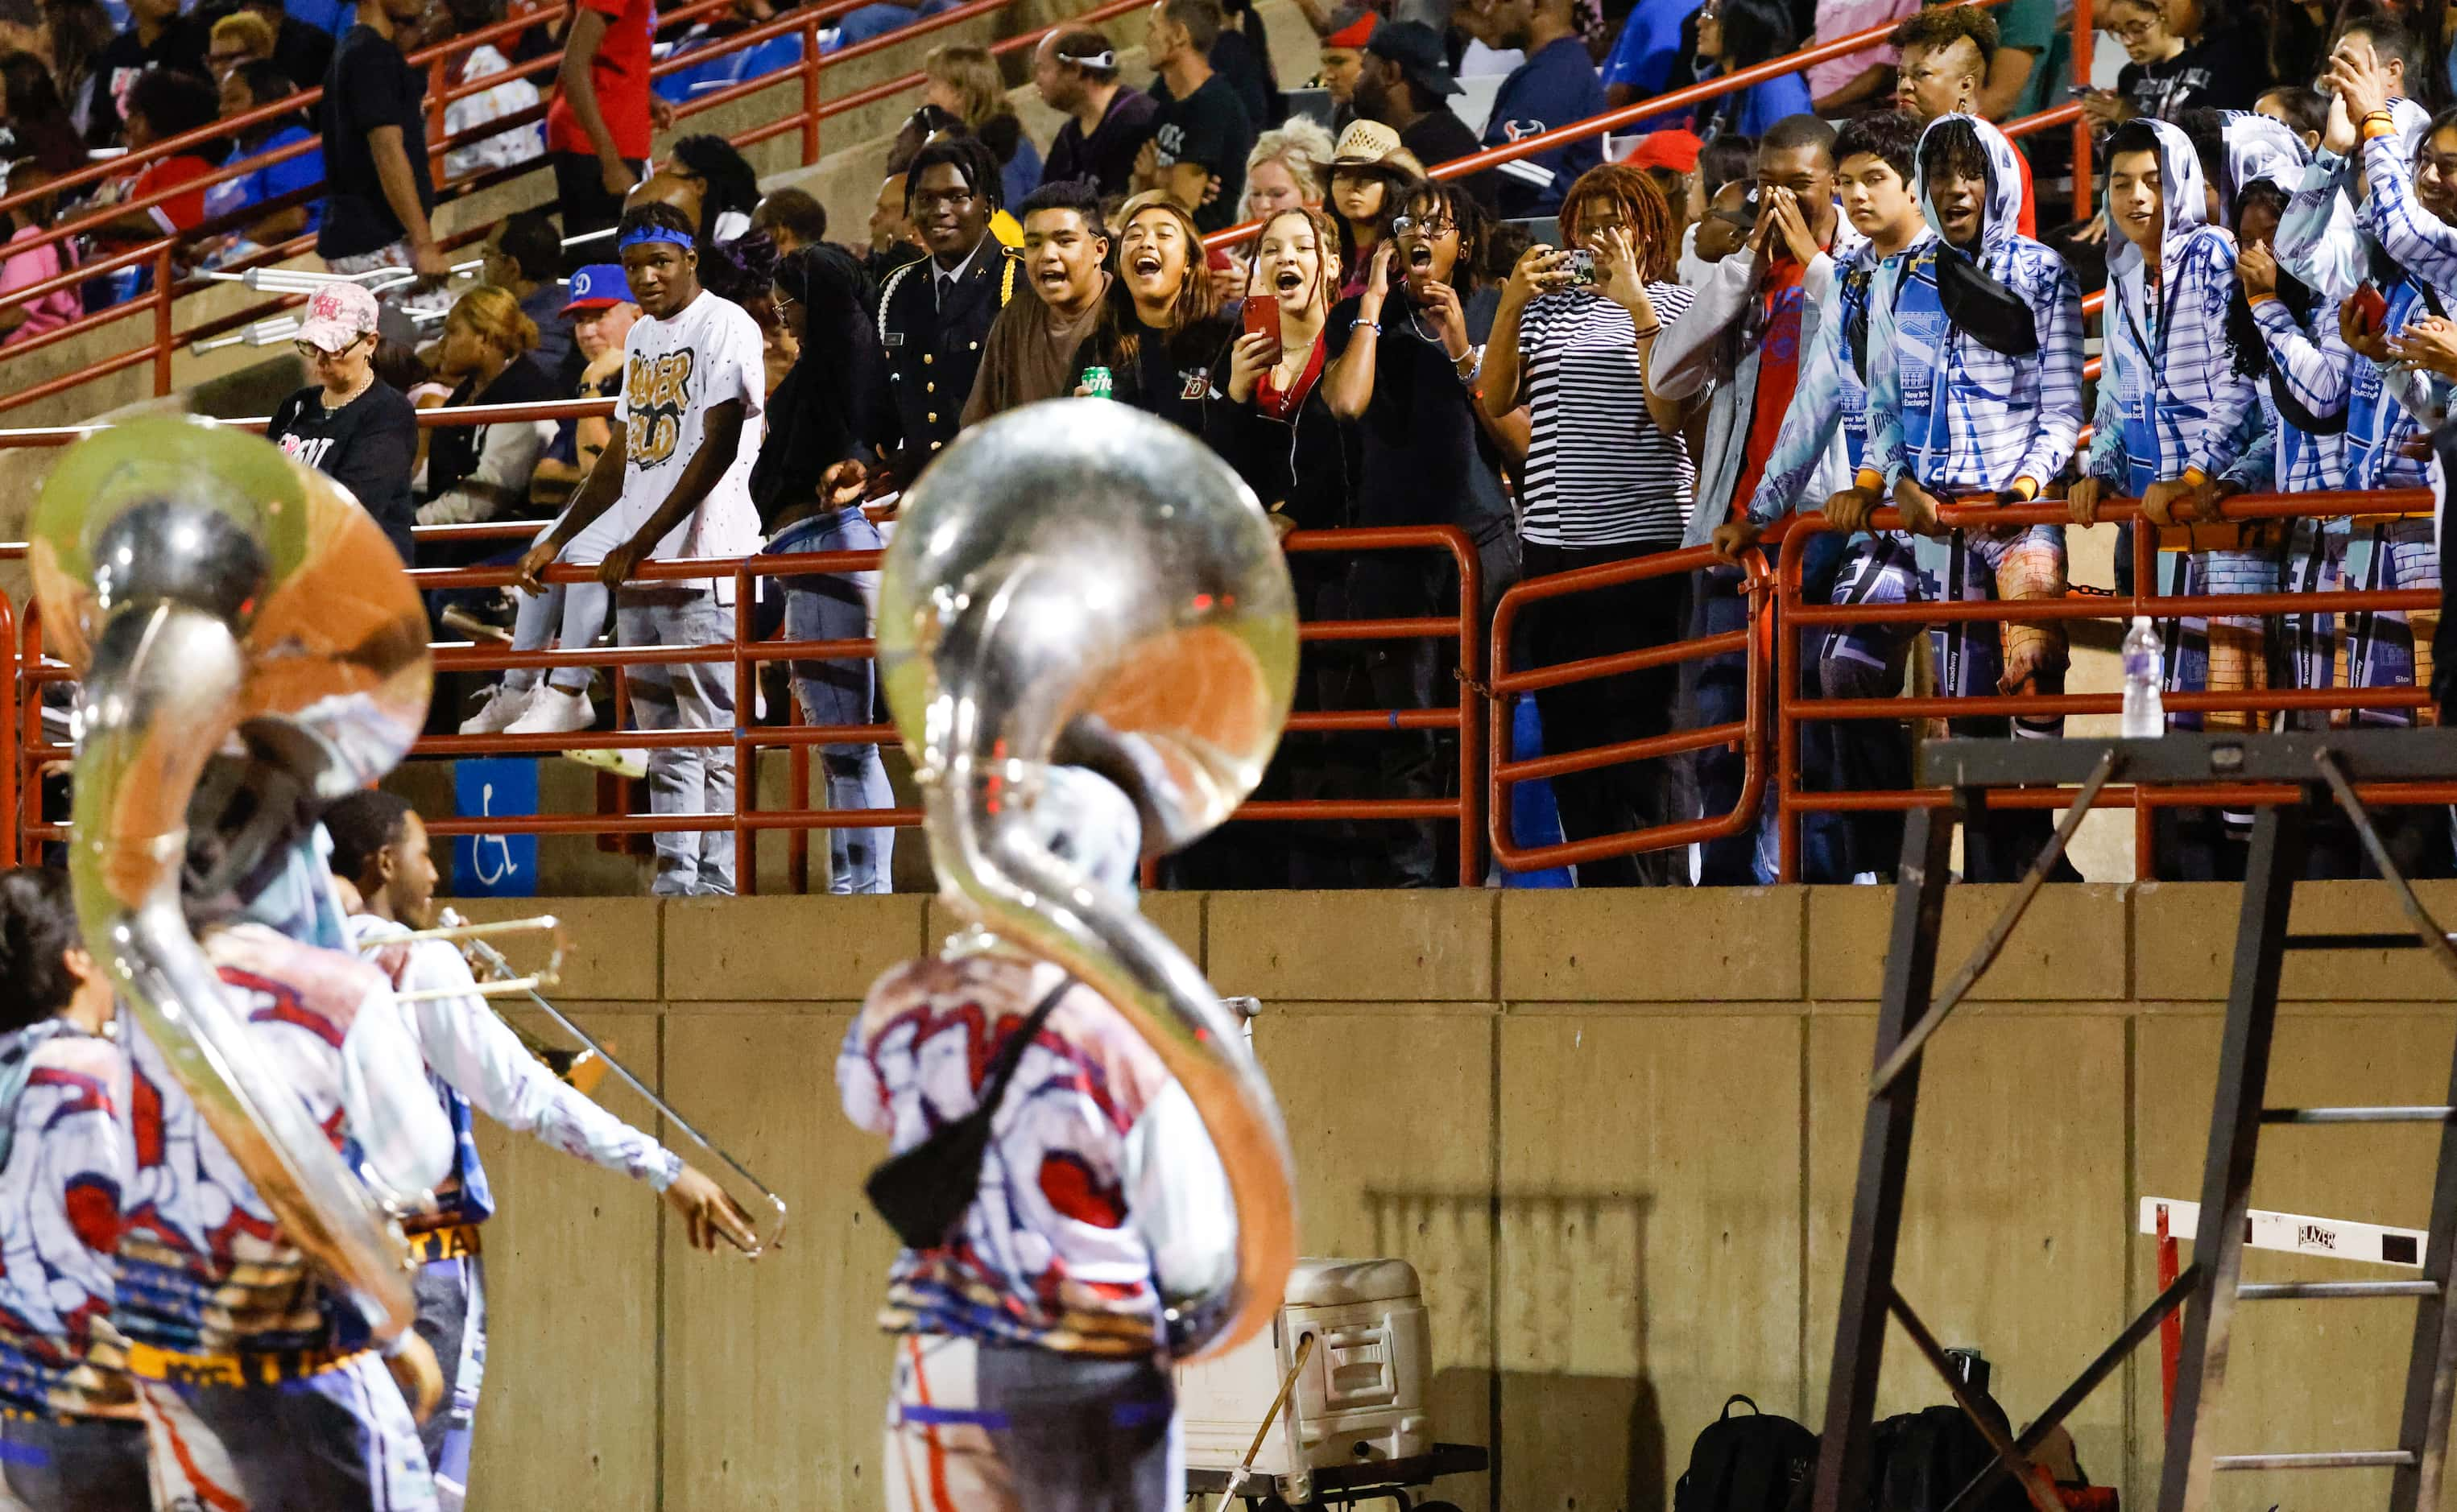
[316,24,435,260]
[424,355,559,502]
[269,380,421,564]
[2115,26,2265,119]
[85,18,209,147]
[1044,87,1163,200]
[1148,73,1256,236]
[1069,312,1235,437]
[1324,287,1512,533]
[1398,107,1495,213]
[1207,28,1277,141]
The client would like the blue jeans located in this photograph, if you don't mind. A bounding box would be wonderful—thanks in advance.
[829,0,958,47]
[770,508,894,894]
[615,586,737,897]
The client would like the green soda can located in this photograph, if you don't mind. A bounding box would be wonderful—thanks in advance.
[1082,366,1114,399]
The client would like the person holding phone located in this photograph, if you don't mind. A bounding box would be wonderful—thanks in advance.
[1480,163,1698,887]
[1320,181,1524,886]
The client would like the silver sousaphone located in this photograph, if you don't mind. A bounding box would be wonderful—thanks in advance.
[28,415,434,1341]
[876,399,1301,1359]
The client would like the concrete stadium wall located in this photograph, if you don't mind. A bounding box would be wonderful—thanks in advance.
[449,881,2457,1512]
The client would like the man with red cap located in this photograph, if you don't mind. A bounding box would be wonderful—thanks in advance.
[1316,6,1376,134]
[1623,126,1703,225]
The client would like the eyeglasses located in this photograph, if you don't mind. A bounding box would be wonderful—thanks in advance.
[2110,19,2158,39]
[1389,214,1456,238]
[293,335,368,362]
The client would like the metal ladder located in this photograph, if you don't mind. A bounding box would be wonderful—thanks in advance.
[1809,728,2457,1512]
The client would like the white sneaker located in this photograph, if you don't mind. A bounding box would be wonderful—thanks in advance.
[504,686,597,735]
[459,682,536,735]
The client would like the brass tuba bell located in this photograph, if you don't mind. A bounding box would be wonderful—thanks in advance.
[876,399,1300,1358]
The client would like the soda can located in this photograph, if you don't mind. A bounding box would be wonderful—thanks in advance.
[1082,366,1115,399]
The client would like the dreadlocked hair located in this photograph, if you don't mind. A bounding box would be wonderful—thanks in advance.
[1400,179,1502,290]
[1917,117,1994,192]
[1558,163,1679,283]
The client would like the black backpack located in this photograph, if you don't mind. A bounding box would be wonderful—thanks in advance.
[1673,1395,1819,1512]
[1868,1403,2033,1512]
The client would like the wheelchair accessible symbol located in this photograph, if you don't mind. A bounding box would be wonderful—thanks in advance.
[453,758,540,898]
[473,783,519,887]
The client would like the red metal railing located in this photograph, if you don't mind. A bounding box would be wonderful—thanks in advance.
[1770,490,2450,882]
[1,485,1482,887]
[1486,544,1768,873]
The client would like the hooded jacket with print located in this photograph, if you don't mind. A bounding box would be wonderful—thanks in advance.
[2087,118,2259,492]
[1742,229,1932,529]
[1861,115,2084,499]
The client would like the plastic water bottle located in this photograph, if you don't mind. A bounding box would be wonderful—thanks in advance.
[2121,616,2165,738]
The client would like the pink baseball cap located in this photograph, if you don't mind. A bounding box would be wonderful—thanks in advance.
[296,281,381,353]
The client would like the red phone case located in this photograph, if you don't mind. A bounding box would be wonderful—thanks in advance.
[2352,283,2389,331]
[1243,296,1283,351]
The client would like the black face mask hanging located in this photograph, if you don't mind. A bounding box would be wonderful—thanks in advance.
[1934,242,2040,358]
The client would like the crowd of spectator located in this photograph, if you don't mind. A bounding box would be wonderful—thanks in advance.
[2,0,2456,892]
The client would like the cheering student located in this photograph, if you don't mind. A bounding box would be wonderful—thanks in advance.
[2273,17,2434,304]
[2217,114,2358,729]
[2068,118,2262,876]
[516,203,768,898]
[1843,113,2082,882]
[1652,112,1854,887]
[2318,48,2455,731]
[1889,6,2034,237]
[1321,183,1522,886]
[1711,109,1931,884]
[1068,193,1239,434]
[326,793,748,1510]
[873,136,1023,478]
[0,869,146,1511]
[966,179,1114,422]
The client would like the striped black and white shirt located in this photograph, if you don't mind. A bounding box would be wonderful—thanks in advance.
[1516,283,1698,548]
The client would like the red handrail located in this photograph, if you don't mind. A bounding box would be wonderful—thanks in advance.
[1770,490,2447,882]
[1487,544,1769,872]
[7,515,1483,888]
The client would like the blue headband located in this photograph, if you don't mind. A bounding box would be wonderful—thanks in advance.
[618,224,697,251]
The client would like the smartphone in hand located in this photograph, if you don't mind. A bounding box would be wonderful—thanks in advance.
[1242,295,1284,361]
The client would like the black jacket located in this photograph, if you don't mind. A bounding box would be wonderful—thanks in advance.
[871,238,1023,478]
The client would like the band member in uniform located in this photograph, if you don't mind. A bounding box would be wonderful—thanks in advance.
[324,791,752,1511]
[843,767,1233,1510]
[0,867,147,1511]
[118,826,457,1512]
[871,135,1024,477]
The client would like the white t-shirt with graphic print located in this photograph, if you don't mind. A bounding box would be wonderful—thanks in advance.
[610,287,767,573]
